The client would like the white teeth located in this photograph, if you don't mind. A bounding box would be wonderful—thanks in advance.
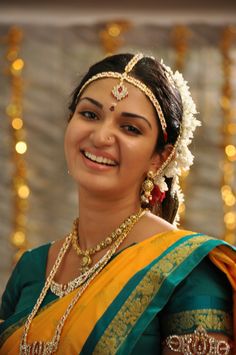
[84,151,116,166]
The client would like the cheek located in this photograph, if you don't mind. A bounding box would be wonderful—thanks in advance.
[64,122,78,163]
[120,139,154,172]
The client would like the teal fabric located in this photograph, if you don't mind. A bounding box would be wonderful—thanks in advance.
[132,257,233,353]
[0,243,57,336]
[0,239,233,354]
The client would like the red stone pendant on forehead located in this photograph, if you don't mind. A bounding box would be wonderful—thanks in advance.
[111,82,128,101]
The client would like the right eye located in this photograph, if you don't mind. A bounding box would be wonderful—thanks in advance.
[79,111,98,120]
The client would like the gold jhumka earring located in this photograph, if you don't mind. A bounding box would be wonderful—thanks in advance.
[141,171,155,205]
[141,171,167,208]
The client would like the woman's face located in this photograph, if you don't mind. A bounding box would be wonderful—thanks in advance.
[64,78,162,199]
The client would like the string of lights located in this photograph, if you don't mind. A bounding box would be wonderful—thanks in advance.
[220,26,236,245]
[99,21,131,55]
[5,27,30,262]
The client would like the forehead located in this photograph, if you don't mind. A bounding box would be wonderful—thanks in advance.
[80,78,156,116]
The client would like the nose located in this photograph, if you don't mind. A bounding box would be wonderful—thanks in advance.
[90,122,115,147]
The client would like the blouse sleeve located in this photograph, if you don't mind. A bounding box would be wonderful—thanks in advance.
[160,256,233,338]
[0,251,29,320]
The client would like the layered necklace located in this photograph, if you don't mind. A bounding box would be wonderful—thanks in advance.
[20,208,145,355]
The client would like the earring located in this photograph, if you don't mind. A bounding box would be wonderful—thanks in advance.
[141,171,167,207]
[140,171,155,205]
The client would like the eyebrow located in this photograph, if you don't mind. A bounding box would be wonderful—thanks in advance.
[121,112,152,129]
[79,97,103,109]
[78,96,152,129]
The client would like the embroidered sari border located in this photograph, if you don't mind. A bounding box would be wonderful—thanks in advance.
[163,308,233,336]
[79,232,203,354]
[91,236,225,355]
[116,238,230,355]
[81,233,221,354]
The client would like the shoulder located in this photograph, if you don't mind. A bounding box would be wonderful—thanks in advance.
[13,242,52,279]
[21,242,52,263]
[134,211,176,241]
[26,241,52,255]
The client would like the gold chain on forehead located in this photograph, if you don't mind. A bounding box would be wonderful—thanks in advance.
[77,54,168,140]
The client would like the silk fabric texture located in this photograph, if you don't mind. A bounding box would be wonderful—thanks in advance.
[0,230,235,354]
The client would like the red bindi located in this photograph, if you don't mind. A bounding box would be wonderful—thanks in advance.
[109,103,117,112]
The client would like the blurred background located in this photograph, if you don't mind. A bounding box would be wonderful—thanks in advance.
[0,0,236,294]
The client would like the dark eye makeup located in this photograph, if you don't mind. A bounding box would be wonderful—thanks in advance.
[121,125,142,135]
[79,111,98,120]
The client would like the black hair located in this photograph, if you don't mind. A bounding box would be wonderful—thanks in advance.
[68,53,183,223]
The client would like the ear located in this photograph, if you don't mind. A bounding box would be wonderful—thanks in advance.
[149,144,174,172]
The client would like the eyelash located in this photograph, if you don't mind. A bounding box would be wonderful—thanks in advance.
[79,111,142,136]
[121,125,142,135]
[79,111,98,120]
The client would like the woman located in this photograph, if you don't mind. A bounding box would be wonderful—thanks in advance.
[0,53,235,354]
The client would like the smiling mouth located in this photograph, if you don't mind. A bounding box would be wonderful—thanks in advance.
[82,150,117,166]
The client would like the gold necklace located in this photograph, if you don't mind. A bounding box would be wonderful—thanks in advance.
[20,209,145,355]
[72,212,141,273]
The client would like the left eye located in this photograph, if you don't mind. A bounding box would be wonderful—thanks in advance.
[122,125,142,135]
[80,111,98,120]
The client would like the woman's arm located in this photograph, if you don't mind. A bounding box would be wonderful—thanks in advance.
[0,251,28,321]
[160,256,234,354]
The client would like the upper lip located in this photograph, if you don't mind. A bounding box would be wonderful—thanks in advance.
[81,148,118,164]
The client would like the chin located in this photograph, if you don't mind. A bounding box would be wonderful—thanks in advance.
[74,172,118,194]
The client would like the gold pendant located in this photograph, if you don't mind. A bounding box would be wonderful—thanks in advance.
[111,82,128,101]
[81,254,92,268]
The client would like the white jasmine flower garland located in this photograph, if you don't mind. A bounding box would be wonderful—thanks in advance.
[154,61,201,209]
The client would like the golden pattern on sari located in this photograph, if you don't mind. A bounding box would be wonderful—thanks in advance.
[163,309,233,336]
[93,235,212,354]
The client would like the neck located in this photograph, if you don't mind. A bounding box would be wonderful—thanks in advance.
[76,187,141,250]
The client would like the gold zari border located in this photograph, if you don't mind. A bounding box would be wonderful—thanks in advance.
[94,235,212,354]
[163,309,232,336]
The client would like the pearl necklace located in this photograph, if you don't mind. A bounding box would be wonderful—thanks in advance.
[20,209,145,355]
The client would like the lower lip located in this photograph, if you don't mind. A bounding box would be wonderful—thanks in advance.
[81,153,117,171]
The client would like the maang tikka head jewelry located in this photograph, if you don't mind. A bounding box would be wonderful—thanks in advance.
[77,53,168,142]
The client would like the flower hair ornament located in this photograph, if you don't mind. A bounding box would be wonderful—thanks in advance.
[140,57,200,223]
[77,54,200,223]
